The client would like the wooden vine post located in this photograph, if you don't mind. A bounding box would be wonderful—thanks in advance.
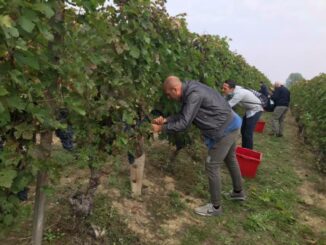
[130,136,146,197]
[32,1,64,244]
[31,132,52,245]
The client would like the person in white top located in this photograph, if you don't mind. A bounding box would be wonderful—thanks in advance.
[222,80,264,149]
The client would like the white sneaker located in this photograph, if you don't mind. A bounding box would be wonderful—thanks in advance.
[194,203,222,217]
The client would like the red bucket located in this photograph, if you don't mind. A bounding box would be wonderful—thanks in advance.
[255,121,265,133]
[236,147,263,178]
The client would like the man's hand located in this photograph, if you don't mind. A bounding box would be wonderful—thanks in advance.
[151,124,163,133]
[152,116,166,125]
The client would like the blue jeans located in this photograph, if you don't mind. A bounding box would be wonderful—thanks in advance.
[241,111,262,149]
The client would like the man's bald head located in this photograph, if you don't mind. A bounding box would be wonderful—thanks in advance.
[163,76,183,101]
[164,76,182,89]
[274,81,281,87]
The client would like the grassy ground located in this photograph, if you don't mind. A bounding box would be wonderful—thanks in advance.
[1,112,325,244]
[180,113,326,245]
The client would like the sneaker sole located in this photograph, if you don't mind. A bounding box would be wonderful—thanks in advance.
[194,211,222,217]
[230,197,246,201]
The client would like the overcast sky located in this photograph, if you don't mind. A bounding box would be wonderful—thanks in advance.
[165,0,326,82]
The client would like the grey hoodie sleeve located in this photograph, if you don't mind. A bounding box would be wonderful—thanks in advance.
[166,114,181,123]
[162,92,202,133]
[228,90,245,108]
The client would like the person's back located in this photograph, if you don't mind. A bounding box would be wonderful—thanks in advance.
[271,85,290,106]
[269,82,290,137]
[183,81,232,130]
[227,85,263,118]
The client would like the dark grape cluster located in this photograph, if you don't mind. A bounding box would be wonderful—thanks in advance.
[127,152,135,164]
[55,108,74,151]
[17,188,29,201]
[55,125,74,151]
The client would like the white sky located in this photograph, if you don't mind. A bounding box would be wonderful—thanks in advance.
[165,0,326,82]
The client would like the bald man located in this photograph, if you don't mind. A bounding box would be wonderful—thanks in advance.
[152,76,245,217]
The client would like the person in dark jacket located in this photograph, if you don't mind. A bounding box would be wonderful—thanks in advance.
[151,76,245,217]
[259,81,269,97]
[269,82,290,137]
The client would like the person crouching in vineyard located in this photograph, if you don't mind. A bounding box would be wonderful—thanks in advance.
[222,80,264,150]
[151,76,245,217]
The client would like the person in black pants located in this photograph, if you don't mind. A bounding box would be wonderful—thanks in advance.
[222,80,264,149]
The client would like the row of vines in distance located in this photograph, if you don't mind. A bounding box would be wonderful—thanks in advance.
[290,74,326,172]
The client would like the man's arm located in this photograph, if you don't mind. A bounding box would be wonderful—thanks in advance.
[227,91,244,108]
[152,114,182,125]
[162,92,203,133]
[166,114,182,123]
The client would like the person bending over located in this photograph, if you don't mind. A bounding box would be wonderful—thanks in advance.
[222,80,263,149]
[151,76,245,217]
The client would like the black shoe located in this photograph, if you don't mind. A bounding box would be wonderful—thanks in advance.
[276,134,283,137]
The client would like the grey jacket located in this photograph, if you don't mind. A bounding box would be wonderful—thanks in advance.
[162,81,234,141]
[227,86,264,118]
